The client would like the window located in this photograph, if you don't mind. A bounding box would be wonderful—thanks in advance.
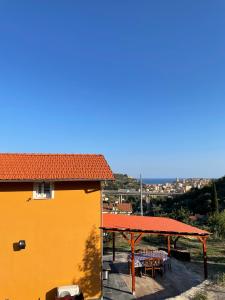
[33,182,54,199]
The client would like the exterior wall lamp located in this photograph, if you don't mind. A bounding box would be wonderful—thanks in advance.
[18,240,26,250]
[13,240,26,251]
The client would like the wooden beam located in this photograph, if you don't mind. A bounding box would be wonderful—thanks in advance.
[101,228,209,239]
[167,236,171,257]
[173,236,180,249]
[134,233,143,245]
[120,232,131,244]
[130,233,135,295]
[198,236,208,243]
[112,232,115,262]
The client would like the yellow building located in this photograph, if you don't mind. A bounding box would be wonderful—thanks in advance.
[0,153,114,300]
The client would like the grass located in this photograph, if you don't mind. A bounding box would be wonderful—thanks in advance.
[177,237,225,264]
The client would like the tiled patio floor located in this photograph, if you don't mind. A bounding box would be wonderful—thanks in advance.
[103,270,135,300]
[103,252,204,300]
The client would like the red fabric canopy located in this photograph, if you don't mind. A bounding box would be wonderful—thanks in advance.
[102,213,209,236]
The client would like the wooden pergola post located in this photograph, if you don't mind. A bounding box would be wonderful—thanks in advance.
[198,236,208,279]
[203,238,208,279]
[112,232,115,262]
[167,236,171,257]
[130,232,135,295]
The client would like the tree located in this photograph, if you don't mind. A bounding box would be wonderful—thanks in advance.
[169,207,190,224]
[208,210,225,238]
[128,196,139,213]
[211,181,219,213]
[218,210,225,237]
[171,236,180,249]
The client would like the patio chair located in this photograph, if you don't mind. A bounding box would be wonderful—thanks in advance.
[128,261,143,277]
[135,248,142,254]
[144,247,155,253]
[143,258,155,278]
[146,248,154,254]
[152,258,164,277]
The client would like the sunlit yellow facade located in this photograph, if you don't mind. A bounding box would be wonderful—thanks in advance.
[0,181,102,300]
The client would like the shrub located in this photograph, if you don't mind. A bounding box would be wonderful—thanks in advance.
[214,272,225,287]
[191,290,208,300]
[169,207,191,223]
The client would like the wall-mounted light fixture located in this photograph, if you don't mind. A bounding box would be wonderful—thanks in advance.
[13,240,26,251]
[18,240,26,250]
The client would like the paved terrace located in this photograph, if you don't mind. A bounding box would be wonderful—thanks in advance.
[103,252,204,300]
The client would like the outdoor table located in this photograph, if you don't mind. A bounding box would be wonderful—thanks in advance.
[127,250,170,275]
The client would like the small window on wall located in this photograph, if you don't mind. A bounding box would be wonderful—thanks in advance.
[33,182,54,199]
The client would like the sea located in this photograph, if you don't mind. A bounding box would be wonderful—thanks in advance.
[142,178,177,185]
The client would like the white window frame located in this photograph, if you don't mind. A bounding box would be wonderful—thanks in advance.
[33,182,54,199]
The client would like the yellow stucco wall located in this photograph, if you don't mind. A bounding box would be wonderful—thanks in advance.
[0,181,102,300]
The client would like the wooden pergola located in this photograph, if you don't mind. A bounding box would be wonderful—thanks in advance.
[101,213,210,295]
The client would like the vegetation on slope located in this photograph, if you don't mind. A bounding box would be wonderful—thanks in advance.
[103,173,140,190]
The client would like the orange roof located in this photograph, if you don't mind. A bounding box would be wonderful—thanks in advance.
[0,153,114,181]
[117,203,132,212]
[103,204,114,212]
[102,213,209,236]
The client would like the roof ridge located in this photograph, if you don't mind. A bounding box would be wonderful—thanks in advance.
[0,153,104,156]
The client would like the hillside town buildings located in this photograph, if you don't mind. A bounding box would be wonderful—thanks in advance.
[145,178,211,194]
[102,177,212,209]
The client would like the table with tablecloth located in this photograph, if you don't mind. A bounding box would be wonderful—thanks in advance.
[127,250,171,271]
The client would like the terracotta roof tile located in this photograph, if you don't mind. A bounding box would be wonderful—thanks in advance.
[102,213,209,236]
[117,203,132,212]
[0,153,114,181]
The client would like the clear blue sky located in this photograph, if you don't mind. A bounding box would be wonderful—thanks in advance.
[0,1,225,178]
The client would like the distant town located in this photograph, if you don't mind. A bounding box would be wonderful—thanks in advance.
[102,175,212,215]
[103,174,211,195]
[144,177,211,194]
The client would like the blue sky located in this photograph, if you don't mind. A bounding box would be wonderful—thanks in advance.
[0,1,225,178]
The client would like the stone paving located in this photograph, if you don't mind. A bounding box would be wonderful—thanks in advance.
[103,253,135,300]
[103,271,135,300]
[103,252,204,300]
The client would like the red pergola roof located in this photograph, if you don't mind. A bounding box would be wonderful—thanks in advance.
[0,153,114,181]
[102,213,209,236]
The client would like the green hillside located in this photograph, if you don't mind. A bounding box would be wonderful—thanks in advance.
[103,173,141,190]
[161,176,225,215]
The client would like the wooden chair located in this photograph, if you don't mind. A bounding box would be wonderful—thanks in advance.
[146,249,154,254]
[143,258,155,278]
[135,248,142,254]
[152,258,164,277]
[143,247,150,254]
